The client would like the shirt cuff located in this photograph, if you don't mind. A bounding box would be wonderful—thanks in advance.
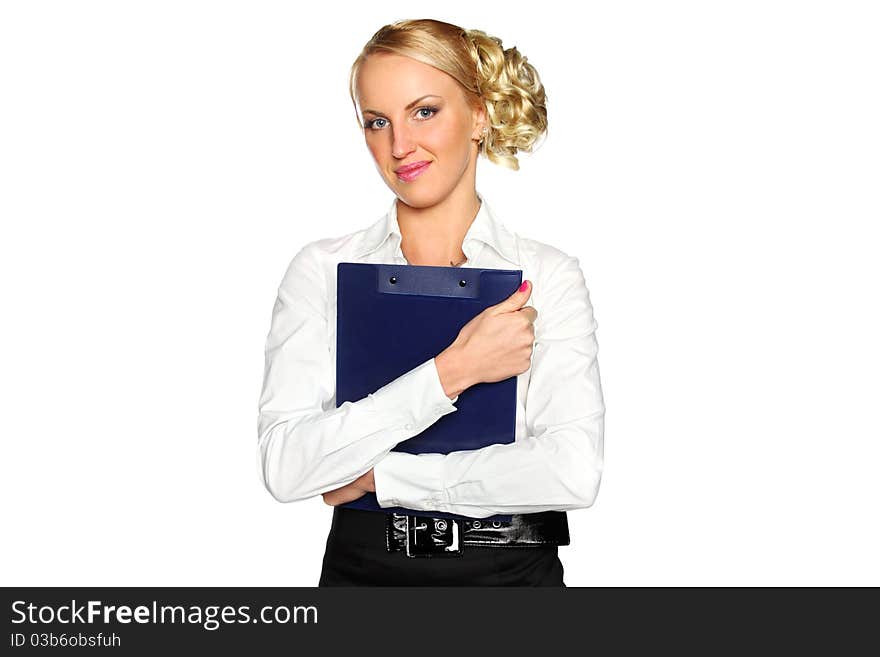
[367,357,459,435]
[374,451,448,512]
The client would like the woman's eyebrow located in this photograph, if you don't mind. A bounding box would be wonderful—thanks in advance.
[362,94,442,117]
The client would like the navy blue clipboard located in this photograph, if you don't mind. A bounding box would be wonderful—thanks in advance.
[335,262,522,522]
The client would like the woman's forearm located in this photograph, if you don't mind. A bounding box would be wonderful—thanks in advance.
[435,347,473,400]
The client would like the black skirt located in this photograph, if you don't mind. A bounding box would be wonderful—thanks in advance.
[318,506,566,586]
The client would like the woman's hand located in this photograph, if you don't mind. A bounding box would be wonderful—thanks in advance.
[437,280,537,392]
[322,468,376,506]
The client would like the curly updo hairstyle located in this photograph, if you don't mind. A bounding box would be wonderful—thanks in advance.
[349,18,548,171]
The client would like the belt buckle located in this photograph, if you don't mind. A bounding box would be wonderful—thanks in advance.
[405,515,462,558]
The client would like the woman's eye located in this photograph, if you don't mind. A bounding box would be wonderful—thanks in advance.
[364,107,438,131]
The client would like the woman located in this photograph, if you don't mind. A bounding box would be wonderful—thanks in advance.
[257,18,605,586]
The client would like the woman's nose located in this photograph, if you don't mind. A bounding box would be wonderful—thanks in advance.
[391,125,416,160]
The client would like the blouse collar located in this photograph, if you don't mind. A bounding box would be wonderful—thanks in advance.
[353,190,521,266]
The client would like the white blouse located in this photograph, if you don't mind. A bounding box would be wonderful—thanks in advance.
[257,191,605,519]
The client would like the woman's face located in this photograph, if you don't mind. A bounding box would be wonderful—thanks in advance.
[355,53,485,207]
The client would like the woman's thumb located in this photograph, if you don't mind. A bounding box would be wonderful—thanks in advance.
[497,279,531,311]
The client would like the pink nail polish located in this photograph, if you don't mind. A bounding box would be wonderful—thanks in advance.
[519,280,528,292]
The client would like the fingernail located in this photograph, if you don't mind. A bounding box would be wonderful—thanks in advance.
[519,280,529,292]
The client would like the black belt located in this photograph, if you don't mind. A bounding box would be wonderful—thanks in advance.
[385,511,570,558]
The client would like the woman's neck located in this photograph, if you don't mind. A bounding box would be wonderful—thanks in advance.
[397,190,481,267]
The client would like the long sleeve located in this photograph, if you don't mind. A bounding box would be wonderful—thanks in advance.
[257,242,459,503]
[373,254,605,518]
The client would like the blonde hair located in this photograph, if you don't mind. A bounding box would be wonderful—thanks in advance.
[349,18,548,171]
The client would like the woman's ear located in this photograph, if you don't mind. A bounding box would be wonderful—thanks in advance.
[471,103,488,141]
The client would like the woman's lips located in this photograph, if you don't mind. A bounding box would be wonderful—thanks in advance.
[396,161,431,182]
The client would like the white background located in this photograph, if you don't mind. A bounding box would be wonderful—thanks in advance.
[1,1,877,586]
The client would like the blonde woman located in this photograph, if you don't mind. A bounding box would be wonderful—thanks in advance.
[257,18,605,586]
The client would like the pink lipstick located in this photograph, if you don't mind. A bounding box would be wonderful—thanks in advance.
[395,161,431,182]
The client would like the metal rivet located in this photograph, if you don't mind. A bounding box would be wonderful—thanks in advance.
[458,279,467,287]
[389,276,397,284]
[492,521,502,528]
[472,520,482,529]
